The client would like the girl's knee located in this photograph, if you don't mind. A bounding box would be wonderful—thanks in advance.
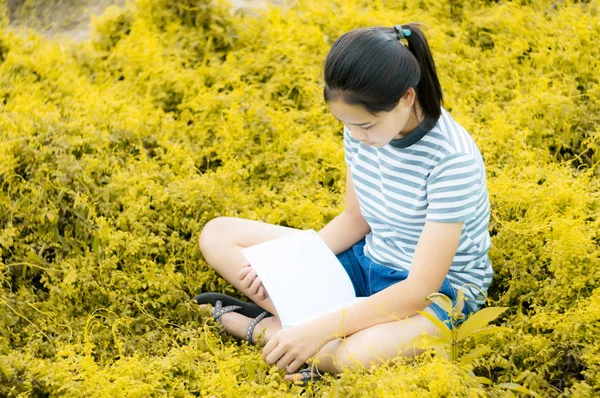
[332,326,407,372]
[198,217,236,253]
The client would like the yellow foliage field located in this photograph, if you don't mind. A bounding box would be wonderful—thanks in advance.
[0,0,599,396]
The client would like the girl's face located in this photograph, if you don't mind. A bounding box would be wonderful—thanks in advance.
[328,88,418,148]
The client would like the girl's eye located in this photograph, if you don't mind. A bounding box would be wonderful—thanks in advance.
[364,125,374,130]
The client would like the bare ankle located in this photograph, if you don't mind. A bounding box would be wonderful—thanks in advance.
[252,316,282,345]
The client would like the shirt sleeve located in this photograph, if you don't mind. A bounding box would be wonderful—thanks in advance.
[426,152,482,223]
[343,125,358,167]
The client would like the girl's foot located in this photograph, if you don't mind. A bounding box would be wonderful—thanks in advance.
[283,366,324,384]
[198,304,282,344]
[199,303,324,383]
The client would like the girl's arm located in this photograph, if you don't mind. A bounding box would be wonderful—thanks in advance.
[240,167,367,302]
[312,220,463,340]
[318,166,371,255]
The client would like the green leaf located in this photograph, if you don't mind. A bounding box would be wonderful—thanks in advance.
[416,310,452,340]
[457,307,508,341]
[5,314,19,327]
[427,293,453,315]
[497,382,541,397]
[408,334,448,350]
[46,212,57,223]
[468,326,512,340]
[26,251,43,265]
[407,334,428,349]
[455,291,465,316]
[473,376,493,385]
[459,346,491,367]
[92,236,99,255]
[245,361,256,379]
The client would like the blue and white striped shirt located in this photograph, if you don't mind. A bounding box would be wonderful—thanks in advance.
[343,108,493,311]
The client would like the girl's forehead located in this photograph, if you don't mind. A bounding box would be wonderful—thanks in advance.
[329,100,379,124]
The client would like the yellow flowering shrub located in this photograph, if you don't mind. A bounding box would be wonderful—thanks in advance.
[0,0,599,396]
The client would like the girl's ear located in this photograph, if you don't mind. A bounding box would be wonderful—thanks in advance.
[394,87,416,112]
[400,87,416,106]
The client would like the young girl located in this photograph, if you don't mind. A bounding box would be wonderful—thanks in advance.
[195,23,493,383]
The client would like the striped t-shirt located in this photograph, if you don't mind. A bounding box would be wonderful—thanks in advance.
[343,107,493,311]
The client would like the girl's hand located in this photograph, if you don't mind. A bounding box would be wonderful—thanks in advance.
[262,321,327,375]
[238,262,268,300]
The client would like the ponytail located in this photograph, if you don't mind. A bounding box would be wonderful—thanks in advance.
[324,23,443,129]
[402,23,443,129]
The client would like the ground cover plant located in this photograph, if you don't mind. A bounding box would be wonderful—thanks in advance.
[0,0,599,396]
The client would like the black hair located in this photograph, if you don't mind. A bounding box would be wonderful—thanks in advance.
[323,23,443,130]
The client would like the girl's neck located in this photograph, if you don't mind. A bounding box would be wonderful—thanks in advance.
[395,100,424,139]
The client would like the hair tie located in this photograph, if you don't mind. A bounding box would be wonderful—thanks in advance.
[393,25,411,41]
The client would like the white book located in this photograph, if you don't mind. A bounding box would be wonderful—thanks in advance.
[241,229,367,329]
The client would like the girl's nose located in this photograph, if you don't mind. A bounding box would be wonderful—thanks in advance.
[347,126,368,141]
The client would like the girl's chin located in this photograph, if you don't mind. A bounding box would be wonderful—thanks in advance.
[361,141,387,148]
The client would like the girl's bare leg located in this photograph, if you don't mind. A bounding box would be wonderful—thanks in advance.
[199,218,441,380]
[198,217,302,341]
[283,307,440,381]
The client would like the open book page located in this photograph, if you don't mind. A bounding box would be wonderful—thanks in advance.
[241,230,363,329]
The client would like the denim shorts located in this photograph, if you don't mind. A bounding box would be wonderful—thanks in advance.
[337,238,473,327]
